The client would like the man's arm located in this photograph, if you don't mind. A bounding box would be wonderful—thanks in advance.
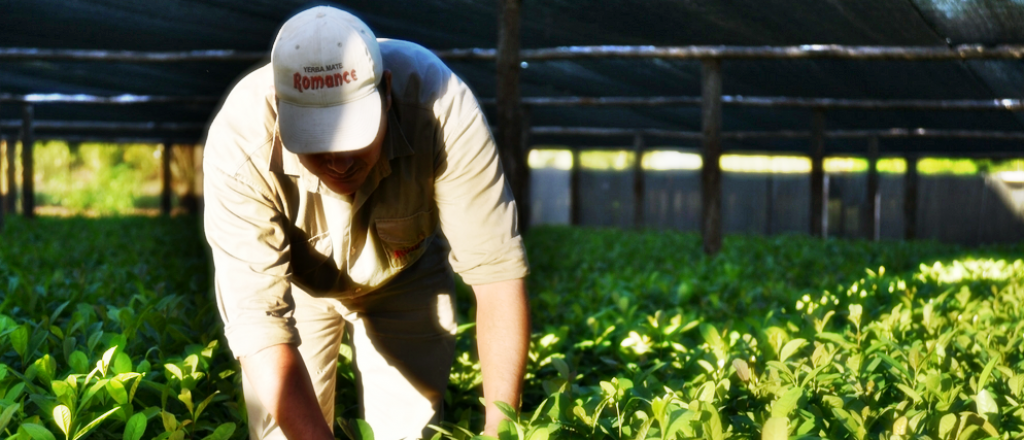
[239,345,335,440]
[472,278,531,437]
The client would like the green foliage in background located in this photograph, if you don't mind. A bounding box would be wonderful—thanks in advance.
[31,142,161,214]
[1,219,1023,440]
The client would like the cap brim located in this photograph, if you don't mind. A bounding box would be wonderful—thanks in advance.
[278,89,382,154]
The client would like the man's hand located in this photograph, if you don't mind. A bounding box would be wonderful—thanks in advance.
[239,344,335,440]
[471,278,531,437]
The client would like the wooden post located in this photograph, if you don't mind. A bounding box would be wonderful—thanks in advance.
[20,103,34,218]
[904,155,918,240]
[765,173,774,235]
[810,109,826,237]
[633,134,645,229]
[179,144,198,214]
[701,59,723,255]
[161,142,172,216]
[0,136,4,230]
[4,130,14,215]
[865,137,881,240]
[496,0,529,232]
[570,148,581,225]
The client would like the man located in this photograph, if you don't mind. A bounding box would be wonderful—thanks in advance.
[203,6,530,440]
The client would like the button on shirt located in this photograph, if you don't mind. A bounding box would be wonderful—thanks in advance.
[203,39,529,359]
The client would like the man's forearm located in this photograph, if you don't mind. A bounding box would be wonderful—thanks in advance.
[239,344,334,440]
[472,278,531,436]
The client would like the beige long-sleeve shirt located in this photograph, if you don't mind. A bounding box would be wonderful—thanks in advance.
[203,39,529,359]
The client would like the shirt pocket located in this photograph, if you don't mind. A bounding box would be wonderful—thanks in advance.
[375,210,434,271]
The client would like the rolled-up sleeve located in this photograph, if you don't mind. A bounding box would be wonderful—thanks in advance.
[433,75,529,285]
[204,164,299,359]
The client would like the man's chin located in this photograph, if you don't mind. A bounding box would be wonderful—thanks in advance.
[323,179,361,196]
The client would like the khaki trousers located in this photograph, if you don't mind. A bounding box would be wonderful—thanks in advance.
[242,262,458,440]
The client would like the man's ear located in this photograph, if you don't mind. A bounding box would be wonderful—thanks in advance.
[382,69,393,112]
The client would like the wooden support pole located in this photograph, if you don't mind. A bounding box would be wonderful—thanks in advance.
[520,107,531,229]
[20,103,34,218]
[161,142,172,216]
[865,137,881,240]
[904,155,918,240]
[701,59,723,255]
[632,134,645,229]
[765,173,774,235]
[810,109,826,238]
[4,131,14,214]
[496,0,529,232]
[180,144,198,215]
[0,136,4,230]
[570,149,581,225]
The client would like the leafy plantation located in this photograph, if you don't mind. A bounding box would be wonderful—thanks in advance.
[0,218,1022,440]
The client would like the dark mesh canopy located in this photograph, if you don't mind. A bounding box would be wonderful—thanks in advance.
[2,0,1023,154]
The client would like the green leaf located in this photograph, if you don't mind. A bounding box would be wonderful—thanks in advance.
[732,358,751,382]
[497,420,517,440]
[161,411,178,433]
[112,353,132,375]
[34,355,57,384]
[703,402,724,440]
[11,325,29,359]
[831,408,865,440]
[72,406,121,440]
[551,358,570,379]
[816,332,854,350]
[978,357,998,393]
[875,353,911,380]
[182,355,200,375]
[696,381,716,403]
[0,403,21,433]
[99,346,117,377]
[53,405,72,438]
[494,401,519,422]
[51,380,73,401]
[976,389,999,420]
[21,423,57,440]
[194,390,221,422]
[699,323,727,361]
[572,406,590,425]
[177,388,194,415]
[199,423,236,440]
[779,338,807,363]
[105,379,128,405]
[123,413,147,440]
[80,379,109,410]
[896,384,923,403]
[633,411,655,440]
[69,352,89,375]
[164,364,183,381]
[525,426,548,440]
[351,419,374,440]
[761,417,788,440]
[665,409,695,439]
[937,413,958,440]
[771,387,803,418]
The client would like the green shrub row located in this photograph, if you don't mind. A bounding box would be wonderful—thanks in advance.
[0,219,1022,440]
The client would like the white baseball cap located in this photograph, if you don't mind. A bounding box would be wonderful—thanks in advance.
[272,6,384,154]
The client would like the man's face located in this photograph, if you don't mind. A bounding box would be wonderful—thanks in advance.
[297,71,392,196]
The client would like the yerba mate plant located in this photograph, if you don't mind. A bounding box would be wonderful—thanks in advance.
[2,220,1023,440]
